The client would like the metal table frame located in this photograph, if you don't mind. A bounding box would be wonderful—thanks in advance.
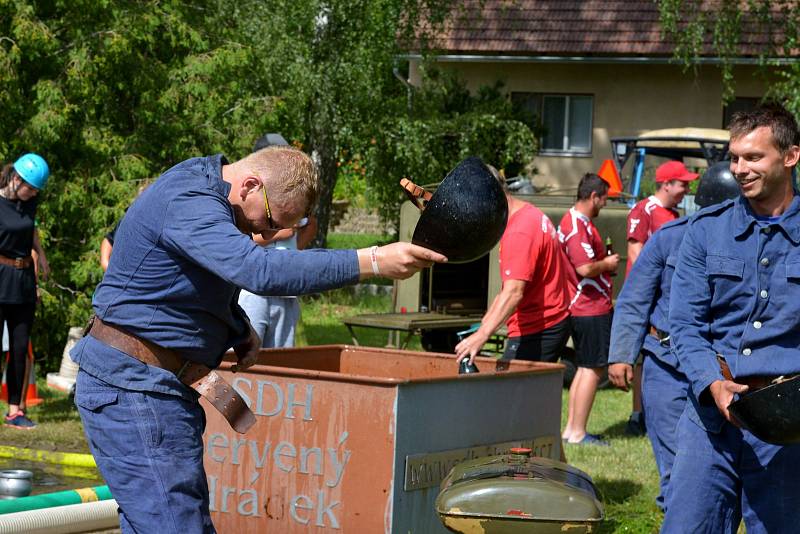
[342,312,483,349]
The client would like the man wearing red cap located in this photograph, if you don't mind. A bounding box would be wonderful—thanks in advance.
[626,161,698,273]
[624,160,698,435]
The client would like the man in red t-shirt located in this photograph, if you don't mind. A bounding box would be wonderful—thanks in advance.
[558,173,620,446]
[625,160,698,435]
[626,161,698,273]
[455,176,571,365]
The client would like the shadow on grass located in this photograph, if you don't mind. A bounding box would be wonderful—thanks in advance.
[593,477,644,533]
[598,420,638,439]
[595,476,642,505]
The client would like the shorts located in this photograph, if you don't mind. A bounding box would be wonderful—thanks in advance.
[571,312,612,368]
[503,317,571,363]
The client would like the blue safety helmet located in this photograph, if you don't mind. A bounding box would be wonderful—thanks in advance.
[13,153,50,190]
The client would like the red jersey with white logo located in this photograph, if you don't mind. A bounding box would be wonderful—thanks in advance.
[626,195,679,274]
[558,207,613,317]
[500,203,570,337]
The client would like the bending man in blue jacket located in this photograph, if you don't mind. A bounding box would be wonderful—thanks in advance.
[70,146,445,533]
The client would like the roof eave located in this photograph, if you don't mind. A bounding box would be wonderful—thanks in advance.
[399,53,796,65]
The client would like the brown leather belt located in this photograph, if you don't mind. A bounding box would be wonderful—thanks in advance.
[717,354,798,392]
[86,316,255,434]
[0,254,32,269]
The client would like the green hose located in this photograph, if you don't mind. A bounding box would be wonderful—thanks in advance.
[0,485,112,515]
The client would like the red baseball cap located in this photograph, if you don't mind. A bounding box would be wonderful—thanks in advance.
[655,161,699,183]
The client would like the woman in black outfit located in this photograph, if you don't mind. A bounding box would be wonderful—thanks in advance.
[0,153,50,429]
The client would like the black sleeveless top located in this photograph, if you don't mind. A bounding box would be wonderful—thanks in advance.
[0,195,37,303]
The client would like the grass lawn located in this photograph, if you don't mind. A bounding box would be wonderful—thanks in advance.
[1,284,666,531]
[563,389,662,533]
[295,288,422,350]
[325,232,393,250]
[0,382,89,454]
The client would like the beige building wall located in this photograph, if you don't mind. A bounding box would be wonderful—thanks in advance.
[409,61,769,191]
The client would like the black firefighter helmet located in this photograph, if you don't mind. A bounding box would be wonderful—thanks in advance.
[695,160,740,208]
[401,157,508,263]
[729,375,800,445]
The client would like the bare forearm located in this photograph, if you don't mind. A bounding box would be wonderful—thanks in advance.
[32,229,45,258]
[477,286,524,337]
[33,228,49,277]
[576,259,611,278]
[627,240,643,265]
[100,239,113,272]
[454,280,525,361]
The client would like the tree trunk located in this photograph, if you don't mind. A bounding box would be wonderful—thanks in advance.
[309,98,337,249]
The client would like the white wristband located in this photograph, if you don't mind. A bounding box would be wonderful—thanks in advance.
[369,246,380,276]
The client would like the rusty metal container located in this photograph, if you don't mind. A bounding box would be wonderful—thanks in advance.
[202,345,563,533]
[435,448,603,533]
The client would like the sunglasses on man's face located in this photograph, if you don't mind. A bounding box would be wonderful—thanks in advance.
[261,186,284,231]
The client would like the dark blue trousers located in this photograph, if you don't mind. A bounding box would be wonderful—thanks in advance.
[641,354,688,511]
[661,404,800,533]
[75,369,216,533]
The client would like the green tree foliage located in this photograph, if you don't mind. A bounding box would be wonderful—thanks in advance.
[1,1,289,367]
[232,1,502,246]
[366,65,537,221]
[658,0,800,111]
[1,0,536,368]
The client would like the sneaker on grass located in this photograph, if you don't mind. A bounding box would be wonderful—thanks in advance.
[4,411,36,430]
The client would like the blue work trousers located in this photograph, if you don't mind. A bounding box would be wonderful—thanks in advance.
[641,353,688,511]
[661,405,800,533]
[74,369,215,533]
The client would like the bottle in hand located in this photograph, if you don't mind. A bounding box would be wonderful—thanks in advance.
[459,359,480,374]
[605,237,617,277]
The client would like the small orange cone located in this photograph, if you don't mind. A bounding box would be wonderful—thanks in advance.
[598,159,623,198]
[1,341,44,406]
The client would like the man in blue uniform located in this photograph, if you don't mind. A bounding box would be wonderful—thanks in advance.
[663,104,800,533]
[608,161,739,512]
[70,146,446,533]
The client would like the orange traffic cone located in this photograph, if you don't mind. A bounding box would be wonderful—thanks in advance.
[1,341,44,407]
[598,159,623,198]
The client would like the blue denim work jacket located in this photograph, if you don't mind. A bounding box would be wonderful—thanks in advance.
[609,217,687,368]
[670,194,800,400]
[71,155,359,397]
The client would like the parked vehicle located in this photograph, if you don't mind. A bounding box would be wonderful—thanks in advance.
[355,128,730,383]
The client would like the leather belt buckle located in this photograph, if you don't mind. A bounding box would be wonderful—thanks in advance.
[649,325,670,346]
[83,315,96,337]
[192,371,256,434]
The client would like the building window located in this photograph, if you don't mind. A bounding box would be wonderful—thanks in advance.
[511,93,593,155]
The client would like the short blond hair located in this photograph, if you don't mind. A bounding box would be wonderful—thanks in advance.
[242,146,319,214]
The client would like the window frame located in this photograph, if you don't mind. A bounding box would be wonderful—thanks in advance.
[511,91,595,158]
[538,93,594,157]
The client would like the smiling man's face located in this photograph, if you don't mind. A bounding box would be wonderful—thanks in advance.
[729,126,795,213]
